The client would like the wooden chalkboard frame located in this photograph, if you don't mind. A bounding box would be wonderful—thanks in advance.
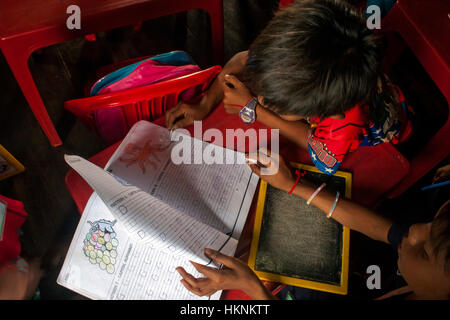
[0,144,25,181]
[248,163,351,295]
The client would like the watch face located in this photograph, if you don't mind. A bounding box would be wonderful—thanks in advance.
[239,109,253,123]
[240,98,257,124]
[240,111,252,123]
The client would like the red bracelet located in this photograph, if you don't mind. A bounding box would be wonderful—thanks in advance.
[288,169,306,194]
[228,97,254,109]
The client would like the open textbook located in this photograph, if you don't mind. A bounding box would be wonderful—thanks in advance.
[57,121,259,300]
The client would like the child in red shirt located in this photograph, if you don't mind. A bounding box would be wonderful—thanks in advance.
[166,0,413,175]
[306,76,413,174]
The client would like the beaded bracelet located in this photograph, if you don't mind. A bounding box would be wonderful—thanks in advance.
[327,191,340,218]
[306,182,326,205]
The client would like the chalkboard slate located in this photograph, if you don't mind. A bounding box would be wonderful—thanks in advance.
[249,164,351,294]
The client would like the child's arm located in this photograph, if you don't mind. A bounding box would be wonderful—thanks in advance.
[0,258,42,300]
[166,51,249,130]
[248,151,394,244]
[256,105,310,150]
[221,75,311,150]
[433,164,450,184]
[176,152,394,299]
[293,180,392,243]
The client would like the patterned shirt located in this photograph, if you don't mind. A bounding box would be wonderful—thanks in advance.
[307,76,413,175]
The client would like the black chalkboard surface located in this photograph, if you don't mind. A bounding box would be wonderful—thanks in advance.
[248,163,351,295]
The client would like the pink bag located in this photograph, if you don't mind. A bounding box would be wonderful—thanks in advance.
[91,59,201,145]
[93,60,200,95]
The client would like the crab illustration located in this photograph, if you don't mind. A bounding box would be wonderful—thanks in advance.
[119,139,168,174]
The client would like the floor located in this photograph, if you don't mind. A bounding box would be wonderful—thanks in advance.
[0,0,448,299]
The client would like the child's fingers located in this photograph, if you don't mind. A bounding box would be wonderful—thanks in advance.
[177,266,210,290]
[222,77,235,91]
[189,261,221,280]
[258,147,272,157]
[245,157,258,165]
[180,279,204,296]
[433,164,450,183]
[433,174,442,184]
[247,151,272,167]
[172,117,193,130]
[258,152,272,166]
[245,153,267,169]
[176,266,196,283]
[180,279,216,297]
[204,248,240,270]
[433,168,445,183]
[202,289,218,297]
[165,106,176,129]
[249,164,261,176]
[224,74,243,88]
[166,104,184,129]
[177,266,214,296]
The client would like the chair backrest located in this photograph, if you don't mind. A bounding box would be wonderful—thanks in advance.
[279,0,294,9]
[64,65,222,143]
[339,143,410,207]
[379,0,450,198]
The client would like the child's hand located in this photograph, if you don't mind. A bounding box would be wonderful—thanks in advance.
[0,258,43,300]
[165,100,211,130]
[0,262,28,299]
[433,164,450,184]
[176,248,271,299]
[247,149,296,193]
[222,74,254,115]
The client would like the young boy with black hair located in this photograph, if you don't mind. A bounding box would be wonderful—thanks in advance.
[166,0,412,175]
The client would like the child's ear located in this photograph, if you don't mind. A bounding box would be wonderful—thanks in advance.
[257,96,265,106]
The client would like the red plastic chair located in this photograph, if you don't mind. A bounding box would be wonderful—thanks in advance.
[380,0,450,198]
[0,0,224,147]
[0,195,28,267]
[278,0,294,8]
[64,65,222,138]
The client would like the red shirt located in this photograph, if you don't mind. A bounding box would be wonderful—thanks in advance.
[307,105,369,174]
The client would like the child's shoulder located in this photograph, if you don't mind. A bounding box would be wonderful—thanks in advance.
[362,75,413,146]
[308,104,369,140]
[306,75,413,175]
[307,106,369,174]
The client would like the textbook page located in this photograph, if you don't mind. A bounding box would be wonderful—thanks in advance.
[105,120,259,240]
[64,155,236,261]
[57,193,222,300]
[58,155,236,300]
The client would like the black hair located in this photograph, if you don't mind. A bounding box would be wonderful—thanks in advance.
[243,0,382,118]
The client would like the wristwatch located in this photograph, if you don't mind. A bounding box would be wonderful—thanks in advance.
[239,97,257,124]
